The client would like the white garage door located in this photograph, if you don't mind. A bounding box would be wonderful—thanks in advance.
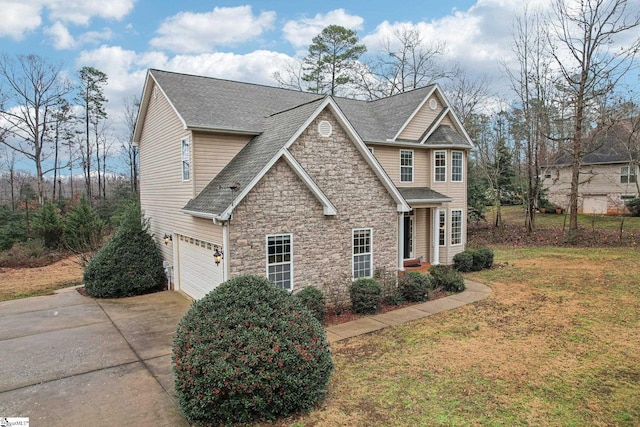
[583,196,608,214]
[176,235,223,300]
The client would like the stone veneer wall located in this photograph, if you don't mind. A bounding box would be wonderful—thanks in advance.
[228,109,399,292]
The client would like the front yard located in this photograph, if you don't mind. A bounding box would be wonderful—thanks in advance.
[286,247,639,426]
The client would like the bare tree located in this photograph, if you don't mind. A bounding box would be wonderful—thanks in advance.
[122,95,140,194]
[272,58,306,92]
[549,0,640,233]
[444,71,492,137]
[0,54,72,203]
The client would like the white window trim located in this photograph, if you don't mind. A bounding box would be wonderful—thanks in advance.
[451,151,464,182]
[621,165,638,184]
[439,210,446,247]
[400,149,414,183]
[265,233,293,291]
[352,228,373,280]
[434,150,447,183]
[450,209,463,246]
[181,136,191,182]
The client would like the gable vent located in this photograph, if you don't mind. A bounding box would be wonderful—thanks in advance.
[318,120,332,137]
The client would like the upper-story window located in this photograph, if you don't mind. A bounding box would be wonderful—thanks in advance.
[181,136,191,181]
[621,165,638,183]
[434,150,446,182]
[400,150,414,182]
[451,151,463,182]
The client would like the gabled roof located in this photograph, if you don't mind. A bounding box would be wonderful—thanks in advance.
[425,125,473,148]
[183,97,410,219]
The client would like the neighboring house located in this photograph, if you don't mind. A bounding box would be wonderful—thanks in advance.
[544,118,639,214]
[133,69,473,300]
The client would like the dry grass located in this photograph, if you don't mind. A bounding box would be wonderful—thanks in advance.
[0,255,83,301]
[279,247,640,426]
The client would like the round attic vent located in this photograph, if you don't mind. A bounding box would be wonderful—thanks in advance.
[429,98,438,110]
[318,120,332,137]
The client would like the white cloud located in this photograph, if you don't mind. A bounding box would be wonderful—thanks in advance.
[44,22,77,50]
[283,9,365,49]
[46,0,135,25]
[149,5,276,54]
[0,1,42,40]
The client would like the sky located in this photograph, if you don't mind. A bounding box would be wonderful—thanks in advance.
[1,0,638,173]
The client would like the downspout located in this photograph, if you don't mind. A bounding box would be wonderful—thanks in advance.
[222,222,229,282]
[432,208,440,265]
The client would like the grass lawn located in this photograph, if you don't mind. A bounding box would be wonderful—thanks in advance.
[283,247,640,426]
[0,256,83,301]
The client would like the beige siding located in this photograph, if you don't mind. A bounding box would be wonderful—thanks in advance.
[398,94,445,141]
[545,163,639,214]
[138,82,223,270]
[414,208,428,261]
[371,145,429,187]
[440,115,455,128]
[193,132,250,194]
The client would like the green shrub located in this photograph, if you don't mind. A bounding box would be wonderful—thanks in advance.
[350,278,383,314]
[63,197,104,254]
[626,198,640,217]
[475,247,494,269]
[83,202,165,298]
[32,201,63,249]
[399,272,432,302]
[375,268,404,306]
[173,275,333,425]
[453,251,474,272]
[429,264,466,293]
[0,206,26,251]
[295,286,326,323]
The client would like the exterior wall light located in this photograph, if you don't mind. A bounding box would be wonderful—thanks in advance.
[163,234,172,245]
[213,245,224,266]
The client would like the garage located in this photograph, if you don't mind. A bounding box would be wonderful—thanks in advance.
[176,235,223,300]
[583,195,608,214]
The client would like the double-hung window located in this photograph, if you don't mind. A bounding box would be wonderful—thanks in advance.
[434,151,446,182]
[181,136,191,181]
[451,210,463,246]
[266,234,292,291]
[352,228,372,279]
[451,151,463,182]
[400,150,414,182]
[621,165,638,183]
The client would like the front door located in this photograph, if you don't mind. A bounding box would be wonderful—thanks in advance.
[403,214,413,259]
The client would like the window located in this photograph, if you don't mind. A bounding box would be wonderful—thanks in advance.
[267,234,292,291]
[352,228,372,279]
[400,150,414,182]
[439,210,446,246]
[434,151,446,182]
[451,210,463,246]
[181,136,191,181]
[621,165,638,183]
[451,151,463,182]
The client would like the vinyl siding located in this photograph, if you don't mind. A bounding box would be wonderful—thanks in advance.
[398,94,444,141]
[414,208,428,260]
[138,82,223,268]
[371,145,429,187]
[193,132,250,194]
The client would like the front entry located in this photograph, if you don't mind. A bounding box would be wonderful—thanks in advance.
[403,213,413,259]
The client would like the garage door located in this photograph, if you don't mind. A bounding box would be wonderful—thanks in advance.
[176,235,223,300]
[583,196,608,214]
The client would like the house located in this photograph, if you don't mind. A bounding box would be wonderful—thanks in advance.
[544,118,639,214]
[133,69,473,300]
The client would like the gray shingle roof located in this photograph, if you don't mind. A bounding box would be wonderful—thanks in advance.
[425,125,473,148]
[398,187,452,203]
[183,98,325,216]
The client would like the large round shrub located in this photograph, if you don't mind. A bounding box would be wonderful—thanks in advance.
[295,286,326,323]
[350,278,382,314]
[399,271,432,302]
[429,264,466,293]
[173,275,333,425]
[475,247,494,269]
[83,202,165,298]
[453,251,474,272]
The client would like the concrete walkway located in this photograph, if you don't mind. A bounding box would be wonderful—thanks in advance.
[325,280,492,342]
[0,280,490,426]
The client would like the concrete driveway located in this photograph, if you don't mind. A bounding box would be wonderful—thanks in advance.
[0,287,192,426]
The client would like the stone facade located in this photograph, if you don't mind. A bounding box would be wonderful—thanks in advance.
[228,108,399,292]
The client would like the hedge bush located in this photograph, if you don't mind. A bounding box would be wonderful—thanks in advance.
[83,202,165,298]
[475,247,494,269]
[350,278,383,314]
[453,251,474,272]
[32,201,63,249]
[429,264,466,293]
[399,272,432,302]
[63,196,104,253]
[173,275,333,425]
[295,286,326,323]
